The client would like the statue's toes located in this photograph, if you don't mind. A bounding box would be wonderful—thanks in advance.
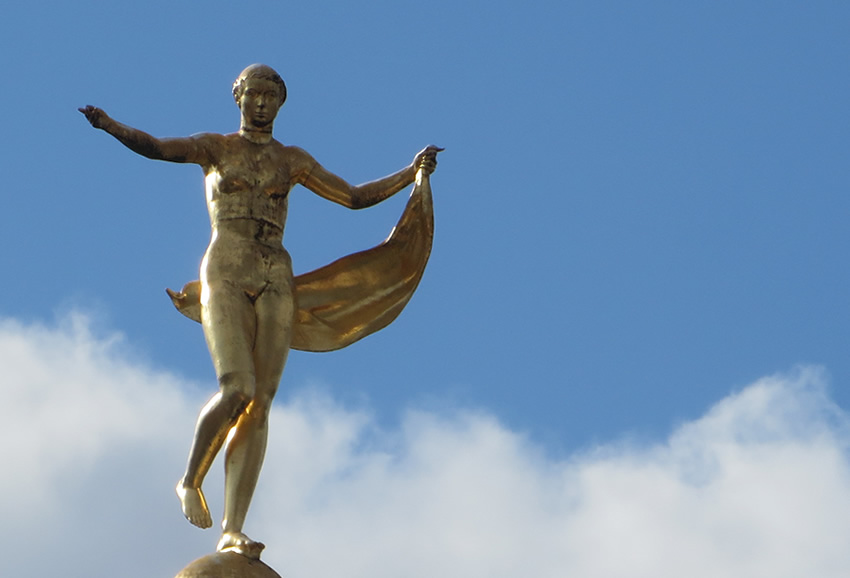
[192,512,213,529]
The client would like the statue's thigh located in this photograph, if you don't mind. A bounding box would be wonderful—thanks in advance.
[252,283,295,395]
[201,281,257,379]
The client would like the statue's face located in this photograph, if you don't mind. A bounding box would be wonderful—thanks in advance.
[238,78,282,128]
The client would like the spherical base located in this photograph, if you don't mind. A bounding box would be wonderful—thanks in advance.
[175,551,281,578]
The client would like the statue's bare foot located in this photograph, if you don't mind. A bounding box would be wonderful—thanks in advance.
[176,481,212,529]
[217,531,265,560]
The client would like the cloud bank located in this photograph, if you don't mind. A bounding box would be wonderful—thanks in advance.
[2,314,850,577]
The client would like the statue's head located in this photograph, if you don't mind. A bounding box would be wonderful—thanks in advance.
[232,64,287,107]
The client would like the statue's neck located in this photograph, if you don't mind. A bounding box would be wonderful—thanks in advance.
[239,126,273,144]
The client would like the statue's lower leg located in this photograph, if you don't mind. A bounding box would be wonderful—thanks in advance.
[177,387,250,529]
[217,406,269,558]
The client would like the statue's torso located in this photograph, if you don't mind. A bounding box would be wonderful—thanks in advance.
[204,135,296,241]
[200,135,307,287]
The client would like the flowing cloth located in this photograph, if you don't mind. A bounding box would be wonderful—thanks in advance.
[166,169,434,352]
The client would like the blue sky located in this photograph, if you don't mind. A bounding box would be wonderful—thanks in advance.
[1,2,849,576]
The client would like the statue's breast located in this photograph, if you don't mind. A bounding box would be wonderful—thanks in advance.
[215,172,251,195]
[211,146,292,199]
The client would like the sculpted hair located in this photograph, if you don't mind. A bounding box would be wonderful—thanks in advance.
[233,64,287,106]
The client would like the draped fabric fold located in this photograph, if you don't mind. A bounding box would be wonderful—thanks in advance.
[166,169,434,352]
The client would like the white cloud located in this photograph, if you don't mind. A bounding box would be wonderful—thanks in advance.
[2,314,850,577]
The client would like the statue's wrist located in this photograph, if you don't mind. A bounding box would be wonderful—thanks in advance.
[101,116,117,132]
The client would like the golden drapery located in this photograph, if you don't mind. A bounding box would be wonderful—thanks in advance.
[166,169,434,352]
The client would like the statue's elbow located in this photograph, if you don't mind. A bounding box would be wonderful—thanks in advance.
[348,192,371,210]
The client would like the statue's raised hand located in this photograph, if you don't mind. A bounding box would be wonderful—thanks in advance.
[413,145,443,176]
[78,105,112,130]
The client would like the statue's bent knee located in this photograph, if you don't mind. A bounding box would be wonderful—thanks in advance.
[218,371,255,412]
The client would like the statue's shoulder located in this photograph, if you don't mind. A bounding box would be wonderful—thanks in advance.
[187,132,229,154]
[273,143,310,162]
[277,142,306,153]
[275,144,318,181]
[277,144,315,162]
[190,131,227,143]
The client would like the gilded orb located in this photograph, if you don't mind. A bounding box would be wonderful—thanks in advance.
[174,551,281,578]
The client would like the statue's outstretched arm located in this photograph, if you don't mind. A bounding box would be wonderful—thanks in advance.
[300,145,442,209]
[78,105,209,165]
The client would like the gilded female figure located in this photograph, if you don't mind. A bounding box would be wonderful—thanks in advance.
[80,64,439,557]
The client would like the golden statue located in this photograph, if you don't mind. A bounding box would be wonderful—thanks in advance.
[80,64,440,561]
